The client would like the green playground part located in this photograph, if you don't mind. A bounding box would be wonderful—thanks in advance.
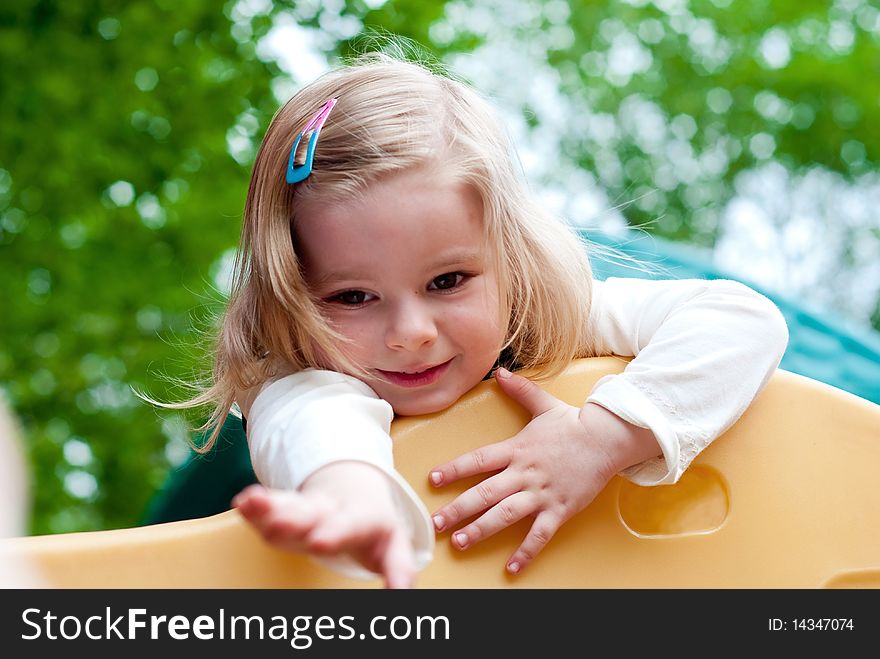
[142,230,880,525]
[142,412,252,525]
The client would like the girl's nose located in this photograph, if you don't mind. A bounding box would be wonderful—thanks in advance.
[385,300,438,352]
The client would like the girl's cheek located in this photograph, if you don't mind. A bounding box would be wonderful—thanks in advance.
[331,319,376,358]
[308,313,372,367]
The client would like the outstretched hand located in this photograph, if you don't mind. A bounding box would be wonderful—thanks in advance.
[233,462,415,589]
[428,367,659,575]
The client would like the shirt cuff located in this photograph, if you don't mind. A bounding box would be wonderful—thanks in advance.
[586,374,681,486]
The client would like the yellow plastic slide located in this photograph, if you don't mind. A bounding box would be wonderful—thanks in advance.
[2,357,878,588]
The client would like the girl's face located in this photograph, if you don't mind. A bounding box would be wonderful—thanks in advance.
[296,169,505,416]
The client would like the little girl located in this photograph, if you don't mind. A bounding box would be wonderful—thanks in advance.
[189,54,787,589]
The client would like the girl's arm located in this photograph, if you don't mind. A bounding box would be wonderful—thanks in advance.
[430,276,788,573]
[585,277,789,484]
[238,370,434,582]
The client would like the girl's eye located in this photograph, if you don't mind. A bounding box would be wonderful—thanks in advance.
[328,290,372,306]
[429,272,466,291]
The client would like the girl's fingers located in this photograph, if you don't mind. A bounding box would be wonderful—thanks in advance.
[235,486,417,587]
[231,484,271,516]
[494,368,560,418]
[381,529,416,590]
[429,440,510,487]
[308,516,414,587]
[306,510,380,554]
[303,519,350,554]
[431,471,520,532]
[447,491,535,550]
[236,488,324,550]
[504,512,561,575]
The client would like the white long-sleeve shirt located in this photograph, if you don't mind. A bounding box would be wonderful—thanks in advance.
[244,277,789,578]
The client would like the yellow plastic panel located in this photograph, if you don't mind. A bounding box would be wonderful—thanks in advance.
[617,465,729,537]
[2,358,878,588]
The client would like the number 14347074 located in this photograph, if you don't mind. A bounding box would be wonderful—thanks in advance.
[769,618,854,631]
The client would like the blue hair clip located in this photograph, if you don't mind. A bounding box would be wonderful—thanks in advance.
[286,98,338,184]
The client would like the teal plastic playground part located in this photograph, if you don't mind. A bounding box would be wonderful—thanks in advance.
[143,230,880,525]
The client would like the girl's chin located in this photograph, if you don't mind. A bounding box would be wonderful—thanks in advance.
[385,390,462,417]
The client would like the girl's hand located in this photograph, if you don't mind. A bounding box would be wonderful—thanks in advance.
[232,462,415,589]
[428,367,660,575]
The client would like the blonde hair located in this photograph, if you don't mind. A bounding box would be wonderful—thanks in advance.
[180,53,598,452]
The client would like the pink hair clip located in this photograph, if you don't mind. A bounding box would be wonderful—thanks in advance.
[286,98,338,184]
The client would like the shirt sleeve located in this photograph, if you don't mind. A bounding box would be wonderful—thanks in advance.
[586,277,789,486]
[245,369,434,580]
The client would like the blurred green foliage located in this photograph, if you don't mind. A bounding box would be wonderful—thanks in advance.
[2,0,878,535]
[0,0,280,533]
[360,0,880,243]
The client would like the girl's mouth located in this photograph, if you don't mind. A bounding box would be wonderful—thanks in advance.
[377,359,453,388]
